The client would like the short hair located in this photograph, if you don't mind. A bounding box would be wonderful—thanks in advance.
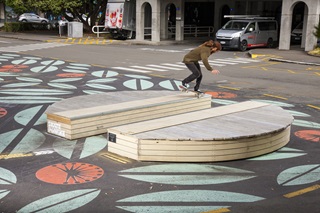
[213,41,222,51]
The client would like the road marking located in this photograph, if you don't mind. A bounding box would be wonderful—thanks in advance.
[101,152,131,164]
[263,94,288,100]
[131,65,167,72]
[307,104,320,110]
[284,184,320,198]
[110,58,261,73]
[146,64,183,70]
[202,207,231,213]
[112,67,150,73]
[0,42,71,52]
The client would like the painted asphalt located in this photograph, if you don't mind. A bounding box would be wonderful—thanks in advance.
[0,32,319,212]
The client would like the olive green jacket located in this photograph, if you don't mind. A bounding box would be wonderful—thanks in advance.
[182,45,212,71]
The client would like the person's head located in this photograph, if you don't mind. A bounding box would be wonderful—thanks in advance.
[210,41,222,54]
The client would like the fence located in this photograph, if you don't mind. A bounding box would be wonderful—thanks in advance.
[92,25,214,38]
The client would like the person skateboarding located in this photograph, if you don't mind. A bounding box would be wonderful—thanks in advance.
[180,40,222,94]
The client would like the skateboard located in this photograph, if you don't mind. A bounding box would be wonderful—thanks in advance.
[179,85,204,98]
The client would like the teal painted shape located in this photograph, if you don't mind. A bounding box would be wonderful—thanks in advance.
[3,54,20,56]
[293,119,320,129]
[17,189,100,213]
[41,60,65,66]
[117,205,229,213]
[119,174,255,185]
[0,89,72,95]
[120,165,255,185]
[250,99,294,107]
[50,78,82,83]
[1,53,20,58]
[2,82,40,88]
[211,99,238,105]
[24,57,41,60]
[86,83,116,90]
[70,63,91,67]
[62,69,86,73]
[91,71,104,77]
[105,70,119,77]
[53,140,77,159]
[120,164,254,173]
[87,78,117,83]
[141,80,154,90]
[0,73,18,77]
[0,190,10,200]
[48,83,77,90]
[11,128,45,154]
[0,77,3,82]
[117,190,265,202]
[125,74,151,79]
[34,113,47,126]
[159,80,181,90]
[159,80,174,90]
[284,110,310,117]
[14,105,43,126]
[83,90,106,95]
[16,77,42,82]
[0,97,62,104]
[12,59,37,65]
[80,136,108,159]
[30,65,58,73]
[248,152,306,161]
[277,164,320,186]
[0,129,22,153]
[123,79,137,90]
[66,66,89,70]
[0,167,17,184]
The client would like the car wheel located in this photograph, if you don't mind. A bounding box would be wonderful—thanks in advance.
[21,19,27,22]
[239,40,248,52]
[267,38,274,48]
[41,20,47,23]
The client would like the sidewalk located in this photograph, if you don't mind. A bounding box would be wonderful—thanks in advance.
[0,30,319,65]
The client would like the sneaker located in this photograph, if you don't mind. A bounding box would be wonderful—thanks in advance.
[179,82,189,90]
[194,89,204,94]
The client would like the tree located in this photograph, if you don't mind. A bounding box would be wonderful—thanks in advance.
[5,0,108,31]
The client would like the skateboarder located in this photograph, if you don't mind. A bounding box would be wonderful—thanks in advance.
[180,40,222,93]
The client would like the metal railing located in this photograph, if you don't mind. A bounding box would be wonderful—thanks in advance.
[92,25,108,38]
[168,25,214,37]
[92,25,214,38]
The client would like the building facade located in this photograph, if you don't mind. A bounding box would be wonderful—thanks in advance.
[135,0,320,51]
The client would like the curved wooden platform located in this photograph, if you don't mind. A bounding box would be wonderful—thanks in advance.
[46,91,294,162]
[107,100,294,162]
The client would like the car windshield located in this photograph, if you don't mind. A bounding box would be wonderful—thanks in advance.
[222,21,249,30]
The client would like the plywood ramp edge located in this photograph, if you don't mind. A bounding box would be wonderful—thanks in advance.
[109,101,270,135]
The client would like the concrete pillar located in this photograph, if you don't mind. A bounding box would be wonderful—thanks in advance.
[149,0,160,42]
[304,0,320,51]
[279,1,292,50]
[136,0,145,41]
[175,0,184,41]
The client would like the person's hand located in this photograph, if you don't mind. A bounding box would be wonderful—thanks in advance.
[211,70,220,74]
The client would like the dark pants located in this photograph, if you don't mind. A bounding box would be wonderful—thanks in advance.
[183,62,203,91]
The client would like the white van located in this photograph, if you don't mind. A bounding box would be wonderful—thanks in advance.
[216,16,278,51]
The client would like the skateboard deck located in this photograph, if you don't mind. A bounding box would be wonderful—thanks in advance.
[179,85,204,98]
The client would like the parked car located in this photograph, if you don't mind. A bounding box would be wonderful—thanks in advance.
[291,22,303,44]
[216,16,278,51]
[18,13,49,23]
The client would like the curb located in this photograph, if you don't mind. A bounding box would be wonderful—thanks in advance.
[269,58,320,66]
